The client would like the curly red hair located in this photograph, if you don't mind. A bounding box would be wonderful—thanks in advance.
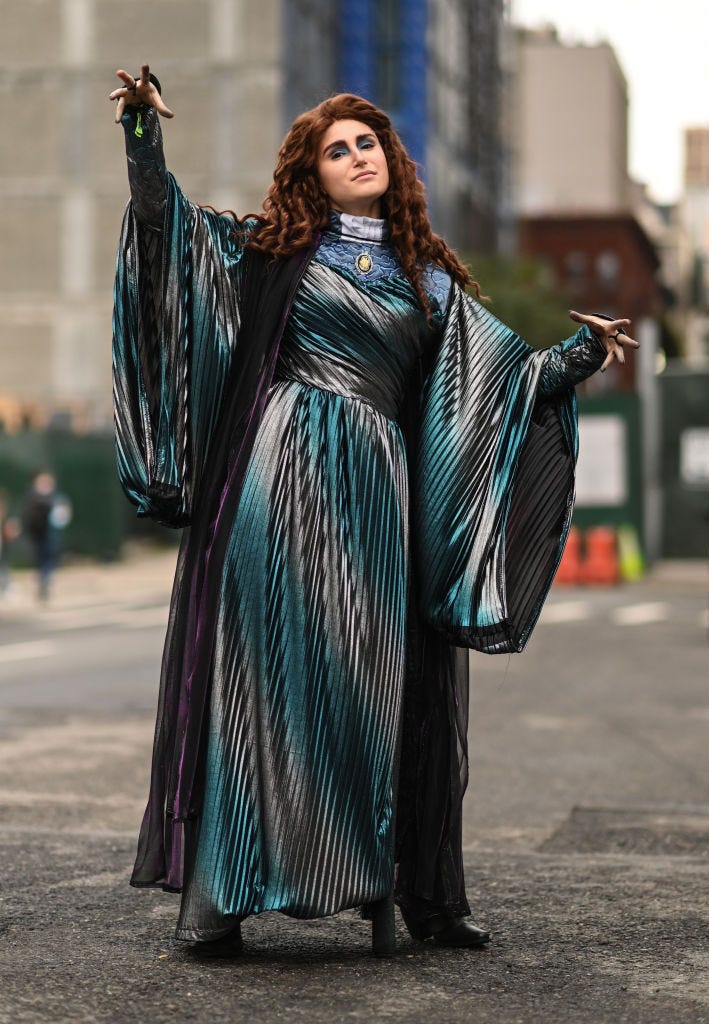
[243,93,481,314]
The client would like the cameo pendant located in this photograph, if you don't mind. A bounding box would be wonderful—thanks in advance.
[355,252,373,275]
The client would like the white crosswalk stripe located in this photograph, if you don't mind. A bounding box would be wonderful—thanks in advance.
[541,597,700,629]
[611,602,670,626]
[541,601,591,624]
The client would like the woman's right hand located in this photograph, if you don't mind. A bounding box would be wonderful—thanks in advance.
[109,63,174,124]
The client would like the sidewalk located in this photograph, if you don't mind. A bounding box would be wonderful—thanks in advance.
[2,543,707,611]
[645,557,708,591]
[0,541,178,614]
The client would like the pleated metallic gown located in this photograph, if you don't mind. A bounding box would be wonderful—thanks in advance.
[113,105,607,942]
[176,222,439,936]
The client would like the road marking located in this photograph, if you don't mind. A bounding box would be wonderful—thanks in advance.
[541,600,591,623]
[611,602,669,626]
[111,607,169,629]
[44,604,168,632]
[0,640,57,663]
[44,607,128,630]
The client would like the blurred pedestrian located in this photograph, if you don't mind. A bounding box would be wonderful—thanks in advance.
[0,489,21,598]
[111,65,638,957]
[23,471,72,601]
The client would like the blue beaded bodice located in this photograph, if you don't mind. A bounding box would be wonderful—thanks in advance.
[314,211,451,321]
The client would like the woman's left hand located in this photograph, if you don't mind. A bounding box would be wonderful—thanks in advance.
[568,310,639,372]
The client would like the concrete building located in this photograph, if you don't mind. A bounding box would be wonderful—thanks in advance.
[0,0,507,427]
[512,26,631,216]
[0,0,286,428]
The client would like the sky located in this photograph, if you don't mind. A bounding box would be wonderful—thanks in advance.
[511,0,709,204]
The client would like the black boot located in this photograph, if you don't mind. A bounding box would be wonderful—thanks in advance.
[369,894,396,956]
[401,908,490,948]
[188,922,244,958]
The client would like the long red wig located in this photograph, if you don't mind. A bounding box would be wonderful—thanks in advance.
[245,93,481,314]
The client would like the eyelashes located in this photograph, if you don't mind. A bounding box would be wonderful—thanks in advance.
[329,139,377,160]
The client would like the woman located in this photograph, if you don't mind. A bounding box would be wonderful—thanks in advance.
[110,65,636,958]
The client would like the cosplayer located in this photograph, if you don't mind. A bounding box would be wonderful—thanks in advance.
[110,65,637,957]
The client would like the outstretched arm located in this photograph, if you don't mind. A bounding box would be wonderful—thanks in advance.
[569,310,638,372]
[537,310,639,396]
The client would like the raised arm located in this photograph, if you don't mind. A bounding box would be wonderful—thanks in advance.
[109,64,175,230]
[111,65,256,528]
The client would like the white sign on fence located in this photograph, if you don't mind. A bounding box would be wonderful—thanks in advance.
[576,414,627,507]
[680,428,709,486]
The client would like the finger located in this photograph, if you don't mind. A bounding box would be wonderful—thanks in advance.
[600,350,614,373]
[568,309,586,324]
[115,68,135,87]
[139,63,150,87]
[114,95,126,123]
[618,334,639,348]
[154,98,174,118]
[614,343,625,364]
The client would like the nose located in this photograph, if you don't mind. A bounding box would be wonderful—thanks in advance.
[353,149,366,165]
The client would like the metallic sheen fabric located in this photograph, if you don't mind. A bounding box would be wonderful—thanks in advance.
[113,108,605,937]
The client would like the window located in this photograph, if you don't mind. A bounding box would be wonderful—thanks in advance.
[596,250,620,290]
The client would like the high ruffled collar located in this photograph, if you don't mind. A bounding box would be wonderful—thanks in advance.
[326,209,389,242]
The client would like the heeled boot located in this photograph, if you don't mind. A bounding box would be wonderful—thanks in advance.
[400,908,490,948]
[369,894,396,956]
[189,921,244,958]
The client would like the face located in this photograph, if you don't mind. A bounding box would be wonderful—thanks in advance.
[316,119,390,218]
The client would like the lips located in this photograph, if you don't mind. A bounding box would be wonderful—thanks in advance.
[352,171,375,181]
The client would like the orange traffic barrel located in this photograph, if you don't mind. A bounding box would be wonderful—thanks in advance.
[554,526,582,585]
[581,526,619,586]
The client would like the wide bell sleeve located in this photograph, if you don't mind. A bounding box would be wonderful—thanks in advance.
[112,105,248,526]
[416,285,605,654]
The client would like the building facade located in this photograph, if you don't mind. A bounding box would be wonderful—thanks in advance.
[518,215,661,392]
[0,0,507,425]
[284,0,507,252]
[0,0,287,427]
[511,27,631,217]
[509,27,663,390]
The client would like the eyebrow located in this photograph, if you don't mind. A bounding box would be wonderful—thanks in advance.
[322,133,376,156]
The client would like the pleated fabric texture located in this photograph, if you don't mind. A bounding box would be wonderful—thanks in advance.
[414,287,606,653]
[176,253,431,935]
[112,107,607,931]
[114,156,317,888]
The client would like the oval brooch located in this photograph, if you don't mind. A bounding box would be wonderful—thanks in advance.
[355,252,373,275]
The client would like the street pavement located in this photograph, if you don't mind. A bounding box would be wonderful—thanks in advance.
[0,545,707,1023]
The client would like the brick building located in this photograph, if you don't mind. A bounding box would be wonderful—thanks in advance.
[518,215,661,391]
[509,27,662,389]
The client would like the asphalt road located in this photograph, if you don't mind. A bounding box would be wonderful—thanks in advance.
[0,550,707,1023]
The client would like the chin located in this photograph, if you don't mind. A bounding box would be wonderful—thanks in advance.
[348,188,386,206]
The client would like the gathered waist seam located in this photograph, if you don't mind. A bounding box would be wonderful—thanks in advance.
[272,373,400,422]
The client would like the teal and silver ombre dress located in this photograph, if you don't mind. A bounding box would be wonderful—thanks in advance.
[113,106,606,940]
